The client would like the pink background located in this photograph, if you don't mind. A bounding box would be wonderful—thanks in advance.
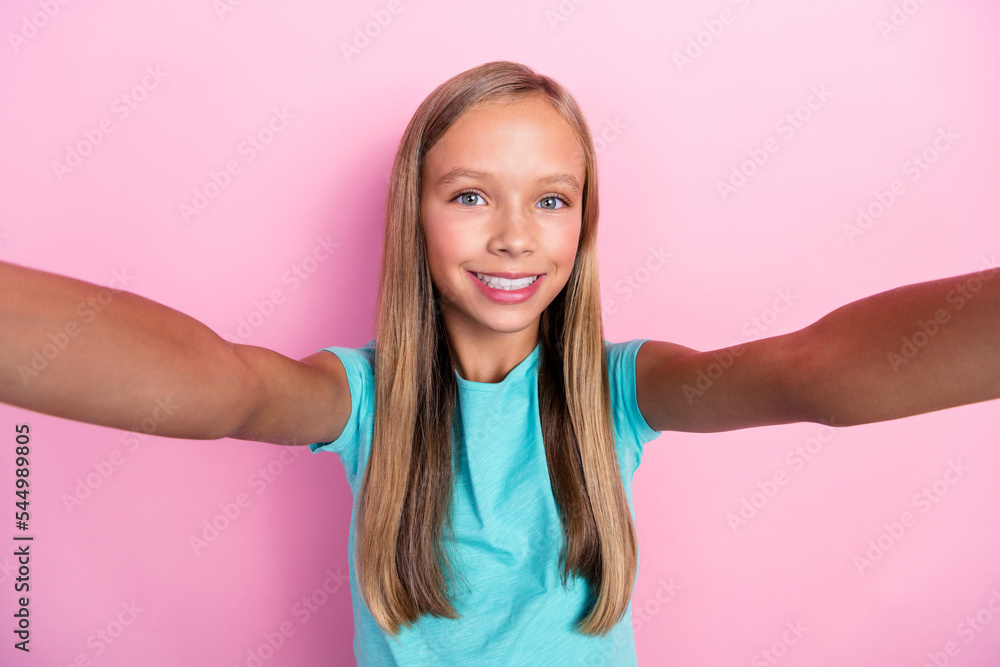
[2,1,999,665]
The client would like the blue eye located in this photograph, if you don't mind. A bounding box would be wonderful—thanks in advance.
[455,191,486,206]
[452,191,571,209]
[538,195,569,210]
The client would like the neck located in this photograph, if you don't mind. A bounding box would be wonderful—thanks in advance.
[445,318,541,384]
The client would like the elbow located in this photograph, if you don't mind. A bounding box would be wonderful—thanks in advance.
[780,325,865,429]
[213,342,264,441]
[780,327,837,427]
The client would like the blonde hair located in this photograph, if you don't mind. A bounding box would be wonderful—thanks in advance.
[355,60,637,636]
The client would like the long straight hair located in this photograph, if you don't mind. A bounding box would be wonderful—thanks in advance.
[355,61,637,637]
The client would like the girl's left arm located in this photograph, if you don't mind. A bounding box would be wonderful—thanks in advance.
[635,267,1000,432]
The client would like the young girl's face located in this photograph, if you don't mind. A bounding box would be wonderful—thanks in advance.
[420,95,585,343]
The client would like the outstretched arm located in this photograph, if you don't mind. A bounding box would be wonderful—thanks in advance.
[0,261,349,446]
[635,267,1000,432]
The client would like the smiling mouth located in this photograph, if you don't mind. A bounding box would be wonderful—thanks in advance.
[474,273,540,291]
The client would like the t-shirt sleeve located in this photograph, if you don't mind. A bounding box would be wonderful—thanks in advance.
[307,342,375,486]
[606,339,662,459]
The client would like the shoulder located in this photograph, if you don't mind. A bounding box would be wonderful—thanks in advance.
[323,339,375,368]
[320,339,375,401]
[604,339,653,396]
[312,340,375,391]
[604,339,649,368]
[604,339,661,450]
[307,340,376,465]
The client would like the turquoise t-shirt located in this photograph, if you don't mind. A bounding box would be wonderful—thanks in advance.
[309,339,661,666]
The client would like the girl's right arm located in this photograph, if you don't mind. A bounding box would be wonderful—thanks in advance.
[0,261,350,446]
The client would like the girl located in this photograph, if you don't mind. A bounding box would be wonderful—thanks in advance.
[2,61,998,665]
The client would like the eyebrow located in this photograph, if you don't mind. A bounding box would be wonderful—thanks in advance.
[433,167,583,197]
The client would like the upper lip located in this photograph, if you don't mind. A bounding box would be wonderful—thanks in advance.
[470,271,544,279]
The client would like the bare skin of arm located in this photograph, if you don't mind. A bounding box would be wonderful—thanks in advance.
[636,268,1000,432]
[0,261,350,446]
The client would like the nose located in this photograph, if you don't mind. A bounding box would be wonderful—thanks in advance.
[487,207,535,257]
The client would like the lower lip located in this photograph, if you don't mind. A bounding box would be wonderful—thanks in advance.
[469,271,545,304]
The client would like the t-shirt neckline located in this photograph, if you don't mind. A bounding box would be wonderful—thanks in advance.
[454,342,541,392]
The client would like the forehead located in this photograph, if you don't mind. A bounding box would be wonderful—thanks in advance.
[422,95,586,187]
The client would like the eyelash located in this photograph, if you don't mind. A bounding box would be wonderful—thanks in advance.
[452,190,571,209]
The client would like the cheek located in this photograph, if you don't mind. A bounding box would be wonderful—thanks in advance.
[422,214,467,282]
[554,224,582,268]
[424,205,478,257]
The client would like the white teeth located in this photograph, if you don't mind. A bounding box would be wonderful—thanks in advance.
[475,273,539,291]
